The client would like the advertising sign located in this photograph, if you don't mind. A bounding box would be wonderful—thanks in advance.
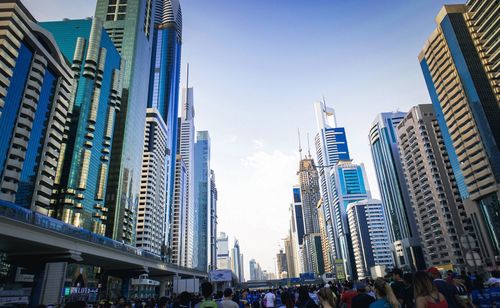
[334,259,346,280]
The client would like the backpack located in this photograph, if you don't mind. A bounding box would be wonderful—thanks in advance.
[199,299,218,308]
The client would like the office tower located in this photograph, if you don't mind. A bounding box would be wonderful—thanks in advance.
[209,170,218,270]
[135,109,169,255]
[178,87,195,267]
[0,0,71,211]
[194,131,210,271]
[314,101,350,265]
[40,18,124,234]
[95,0,155,244]
[298,158,321,234]
[249,259,264,280]
[329,160,371,280]
[231,239,243,282]
[276,249,288,278]
[419,2,500,269]
[347,199,393,280]
[303,234,325,275]
[289,187,305,274]
[317,199,333,273]
[148,1,183,251]
[171,154,187,265]
[369,112,425,270]
[284,235,297,277]
[216,232,230,269]
[397,105,473,269]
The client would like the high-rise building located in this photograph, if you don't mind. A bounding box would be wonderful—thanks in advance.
[135,109,169,255]
[314,101,350,265]
[95,0,156,244]
[283,235,297,278]
[194,131,210,271]
[298,158,321,234]
[289,187,304,274]
[419,2,500,270]
[40,18,124,235]
[148,1,183,252]
[178,87,195,268]
[171,154,187,265]
[231,239,244,282]
[249,259,264,281]
[317,199,333,273]
[276,249,288,278]
[329,160,371,280]
[216,232,230,270]
[0,0,72,212]
[369,112,425,271]
[347,199,393,280]
[209,170,218,271]
[397,105,474,269]
[303,234,325,275]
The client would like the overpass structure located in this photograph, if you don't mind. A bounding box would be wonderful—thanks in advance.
[0,201,206,305]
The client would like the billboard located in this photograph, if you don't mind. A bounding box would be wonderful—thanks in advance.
[209,269,233,282]
[334,259,346,280]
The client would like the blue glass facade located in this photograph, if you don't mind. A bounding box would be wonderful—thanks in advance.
[194,131,210,271]
[147,24,182,248]
[41,19,122,233]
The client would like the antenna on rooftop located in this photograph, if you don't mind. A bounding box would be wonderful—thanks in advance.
[307,132,312,159]
[298,128,303,160]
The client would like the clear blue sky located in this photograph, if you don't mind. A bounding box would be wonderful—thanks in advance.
[24,0,460,276]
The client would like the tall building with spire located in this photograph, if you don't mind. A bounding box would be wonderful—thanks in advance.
[95,0,156,244]
[314,101,350,269]
[369,112,425,271]
[419,2,500,270]
[232,239,244,282]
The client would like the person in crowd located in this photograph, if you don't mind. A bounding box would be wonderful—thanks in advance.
[391,268,406,305]
[264,290,276,308]
[427,267,461,308]
[174,292,191,308]
[308,287,319,306]
[277,291,295,308]
[414,271,448,308]
[450,274,470,307]
[339,282,357,308]
[317,287,335,308]
[401,273,415,308]
[198,282,218,308]
[220,289,239,308]
[296,286,318,308]
[159,297,169,308]
[351,282,375,308]
[369,278,401,308]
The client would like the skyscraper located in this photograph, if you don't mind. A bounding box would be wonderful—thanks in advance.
[303,234,325,275]
[0,0,72,212]
[397,105,473,269]
[171,154,187,265]
[314,101,350,266]
[317,199,333,273]
[329,160,371,279]
[135,108,169,255]
[249,259,263,281]
[231,239,244,282]
[40,18,124,235]
[298,158,321,235]
[276,249,288,278]
[178,86,195,268]
[216,232,230,269]
[283,235,297,277]
[347,199,393,280]
[369,112,425,270]
[194,131,211,271]
[95,0,156,244]
[289,187,305,274]
[148,1,183,251]
[419,2,500,270]
[210,170,218,271]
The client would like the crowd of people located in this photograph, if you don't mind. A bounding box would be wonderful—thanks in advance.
[59,268,500,308]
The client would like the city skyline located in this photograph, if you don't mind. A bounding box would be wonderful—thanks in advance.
[22,0,468,273]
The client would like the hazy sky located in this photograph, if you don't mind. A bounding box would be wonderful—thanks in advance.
[24,0,460,277]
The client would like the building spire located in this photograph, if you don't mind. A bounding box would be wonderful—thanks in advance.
[307,132,311,159]
[298,128,303,160]
[186,62,189,89]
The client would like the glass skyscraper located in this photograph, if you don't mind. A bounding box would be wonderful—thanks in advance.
[194,131,210,272]
[95,0,156,244]
[40,18,124,235]
[369,112,425,271]
[419,2,500,270]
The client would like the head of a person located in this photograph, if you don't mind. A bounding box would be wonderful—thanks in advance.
[427,267,441,279]
[224,288,233,299]
[391,268,403,281]
[355,282,366,293]
[298,286,310,302]
[373,278,399,308]
[403,273,413,286]
[413,271,436,298]
[158,297,168,308]
[179,292,191,305]
[201,282,214,299]
[345,281,354,290]
[280,291,294,308]
[215,291,224,300]
[317,288,335,308]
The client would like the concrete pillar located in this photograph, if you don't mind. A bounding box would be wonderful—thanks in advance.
[121,277,130,299]
[159,280,168,297]
[29,264,46,308]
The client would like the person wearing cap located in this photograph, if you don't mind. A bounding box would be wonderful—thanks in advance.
[427,267,461,308]
[351,282,375,308]
[390,268,405,305]
[220,289,239,308]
